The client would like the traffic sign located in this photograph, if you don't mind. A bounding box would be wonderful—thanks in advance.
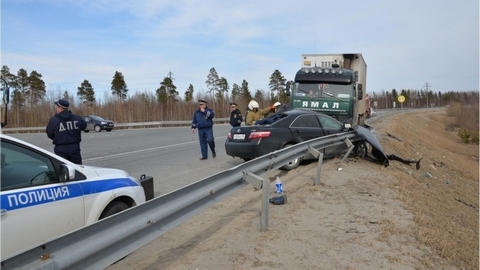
[398,95,405,103]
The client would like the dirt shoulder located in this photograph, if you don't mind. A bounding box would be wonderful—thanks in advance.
[107,108,478,270]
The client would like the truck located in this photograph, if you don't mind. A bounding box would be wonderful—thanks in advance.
[286,53,369,127]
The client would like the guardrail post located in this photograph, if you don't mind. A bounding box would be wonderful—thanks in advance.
[243,172,270,231]
[341,138,354,163]
[308,146,324,185]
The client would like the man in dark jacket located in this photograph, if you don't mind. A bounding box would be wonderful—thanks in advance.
[191,99,216,160]
[46,99,87,164]
[229,102,242,127]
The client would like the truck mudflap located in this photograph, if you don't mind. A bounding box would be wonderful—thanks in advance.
[140,174,154,201]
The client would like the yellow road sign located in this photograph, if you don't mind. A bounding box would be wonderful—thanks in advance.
[398,95,405,103]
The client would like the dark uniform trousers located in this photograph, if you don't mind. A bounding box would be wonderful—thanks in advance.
[55,144,82,165]
[198,127,215,158]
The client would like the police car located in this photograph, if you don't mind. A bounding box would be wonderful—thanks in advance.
[0,134,152,260]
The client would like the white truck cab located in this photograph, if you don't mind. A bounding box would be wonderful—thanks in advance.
[0,134,151,260]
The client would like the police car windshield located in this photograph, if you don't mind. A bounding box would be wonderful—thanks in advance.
[295,83,351,98]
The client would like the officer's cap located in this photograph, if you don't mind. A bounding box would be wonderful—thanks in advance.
[230,102,238,107]
[198,99,207,105]
[54,99,69,109]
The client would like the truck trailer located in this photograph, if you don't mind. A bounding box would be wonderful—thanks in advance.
[286,53,369,127]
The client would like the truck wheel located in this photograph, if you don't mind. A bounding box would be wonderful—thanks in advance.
[94,125,101,132]
[99,201,129,219]
[280,144,300,170]
[354,141,368,158]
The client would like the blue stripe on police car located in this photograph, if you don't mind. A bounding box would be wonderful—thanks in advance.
[1,178,139,211]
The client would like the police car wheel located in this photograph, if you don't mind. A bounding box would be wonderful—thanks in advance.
[99,201,129,220]
[94,125,101,132]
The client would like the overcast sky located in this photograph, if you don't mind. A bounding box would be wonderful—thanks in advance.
[1,0,478,100]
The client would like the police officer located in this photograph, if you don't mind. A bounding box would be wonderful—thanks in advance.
[46,99,87,164]
[191,99,216,160]
[229,102,242,127]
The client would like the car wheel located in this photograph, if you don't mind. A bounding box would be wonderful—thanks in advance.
[354,141,368,158]
[106,129,112,132]
[99,201,129,219]
[280,144,300,170]
[94,125,101,132]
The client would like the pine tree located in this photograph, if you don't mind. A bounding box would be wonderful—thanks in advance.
[185,84,194,102]
[160,76,178,101]
[216,77,229,101]
[205,67,220,99]
[111,71,128,101]
[269,69,287,102]
[239,80,252,103]
[28,70,46,105]
[77,79,96,107]
[231,83,240,102]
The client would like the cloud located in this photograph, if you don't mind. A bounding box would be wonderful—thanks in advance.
[1,0,478,101]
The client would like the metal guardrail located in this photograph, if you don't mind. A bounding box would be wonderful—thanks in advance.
[0,118,230,133]
[1,131,357,269]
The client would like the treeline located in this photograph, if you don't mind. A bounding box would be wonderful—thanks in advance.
[1,65,289,127]
[1,64,478,128]
[369,88,479,109]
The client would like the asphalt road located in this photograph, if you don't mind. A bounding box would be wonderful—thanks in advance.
[7,108,406,198]
[8,124,244,197]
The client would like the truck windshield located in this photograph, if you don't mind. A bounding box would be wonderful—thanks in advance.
[294,83,352,98]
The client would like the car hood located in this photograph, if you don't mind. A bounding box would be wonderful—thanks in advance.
[82,165,130,178]
[356,126,389,166]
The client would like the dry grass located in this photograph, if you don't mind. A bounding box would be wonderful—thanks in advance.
[447,102,480,144]
[377,108,479,269]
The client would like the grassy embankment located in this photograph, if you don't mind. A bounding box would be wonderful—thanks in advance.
[381,105,478,269]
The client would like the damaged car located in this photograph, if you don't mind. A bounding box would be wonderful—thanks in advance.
[225,109,380,170]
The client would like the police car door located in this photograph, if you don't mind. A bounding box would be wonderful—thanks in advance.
[0,139,85,259]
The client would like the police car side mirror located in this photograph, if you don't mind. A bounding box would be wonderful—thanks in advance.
[60,164,76,182]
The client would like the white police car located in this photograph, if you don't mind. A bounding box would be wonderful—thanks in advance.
[0,134,152,260]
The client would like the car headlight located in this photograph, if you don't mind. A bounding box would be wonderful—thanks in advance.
[101,121,107,124]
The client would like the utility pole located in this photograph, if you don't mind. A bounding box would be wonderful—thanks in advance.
[423,82,432,108]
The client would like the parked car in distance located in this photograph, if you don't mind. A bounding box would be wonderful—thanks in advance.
[81,115,114,132]
[0,134,153,260]
[225,109,369,170]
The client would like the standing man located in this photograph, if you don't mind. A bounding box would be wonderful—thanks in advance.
[229,102,242,127]
[191,99,216,160]
[46,99,87,164]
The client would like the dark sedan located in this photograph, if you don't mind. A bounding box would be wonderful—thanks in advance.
[225,109,368,170]
[81,115,114,132]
